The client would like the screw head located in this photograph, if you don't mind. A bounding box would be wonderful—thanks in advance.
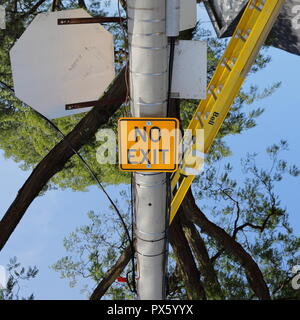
[146,164,151,168]
[146,121,152,126]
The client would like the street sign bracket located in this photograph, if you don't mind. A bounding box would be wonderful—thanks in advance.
[57,17,125,25]
[65,100,98,110]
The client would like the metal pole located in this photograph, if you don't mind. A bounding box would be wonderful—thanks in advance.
[127,0,169,299]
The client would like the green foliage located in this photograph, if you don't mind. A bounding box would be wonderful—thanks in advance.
[52,201,135,299]
[0,257,39,300]
[194,141,300,299]
[52,142,300,300]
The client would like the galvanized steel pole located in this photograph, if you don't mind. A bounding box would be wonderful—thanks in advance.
[127,0,169,299]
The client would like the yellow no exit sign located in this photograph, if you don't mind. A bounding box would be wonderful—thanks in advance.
[118,118,180,172]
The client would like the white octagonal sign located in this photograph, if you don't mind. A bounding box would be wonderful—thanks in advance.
[10,9,115,119]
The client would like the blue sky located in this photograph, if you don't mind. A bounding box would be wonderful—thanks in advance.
[221,46,300,235]
[0,2,299,299]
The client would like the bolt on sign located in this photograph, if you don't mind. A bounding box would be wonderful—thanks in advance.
[118,118,180,172]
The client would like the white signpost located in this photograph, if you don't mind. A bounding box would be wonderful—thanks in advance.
[180,0,197,31]
[10,9,115,119]
[172,40,207,100]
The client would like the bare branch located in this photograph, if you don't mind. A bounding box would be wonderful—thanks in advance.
[232,207,283,238]
[221,189,241,235]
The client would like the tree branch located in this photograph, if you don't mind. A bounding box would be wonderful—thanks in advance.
[232,206,283,239]
[182,189,271,300]
[51,0,61,11]
[20,0,48,18]
[119,0,127,11]
[0,80,14,93]
[78,0,87,10]
[90,244,132,300]
[210,249,224,264]
[220,189,241,235]
[0,67,127,252]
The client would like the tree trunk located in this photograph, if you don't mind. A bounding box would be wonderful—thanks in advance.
[181,213,224,299]
[169,211,206,300]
